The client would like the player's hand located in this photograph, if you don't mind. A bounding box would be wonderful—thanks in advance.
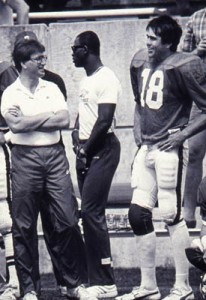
[71,129,80,154]
[77,147,87,164]
[76,146,88,174]
[197,39,206,56]
[8,105,23,117]
[158,131,185,151]
[0,132,6,145]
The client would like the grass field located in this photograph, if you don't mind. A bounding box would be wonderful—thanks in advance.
[0,267,201,299]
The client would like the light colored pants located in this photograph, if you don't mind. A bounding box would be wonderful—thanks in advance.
[131,144,188,223]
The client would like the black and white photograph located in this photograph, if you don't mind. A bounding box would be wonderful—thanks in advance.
[0,1,206,299]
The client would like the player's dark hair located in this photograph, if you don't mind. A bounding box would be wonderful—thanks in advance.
[77,31,100,56]
[13,39,45,72]
[146,15,182,52]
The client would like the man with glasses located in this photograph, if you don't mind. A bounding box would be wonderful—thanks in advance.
[0,31,69,300]
[1,39,93,300]
[0,31,67,100]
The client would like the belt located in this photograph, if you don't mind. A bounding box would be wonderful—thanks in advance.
[141,144,159,151]
[79,132,114,144]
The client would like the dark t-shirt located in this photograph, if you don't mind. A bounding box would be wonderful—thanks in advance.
[43,69,67,99]
[0,61,12,75]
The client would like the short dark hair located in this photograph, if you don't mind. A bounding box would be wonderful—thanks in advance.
[13,39,45,72]
[146,15,182,52]
[77,31,100,56]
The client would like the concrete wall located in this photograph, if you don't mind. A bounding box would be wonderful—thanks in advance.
[0,17,195,197]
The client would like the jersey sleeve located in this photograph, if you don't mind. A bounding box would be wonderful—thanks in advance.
[130,49,147,104]
[130,64,140,103]
[179,56,206,112]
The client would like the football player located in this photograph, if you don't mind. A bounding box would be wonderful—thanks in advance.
[116,15,206,300]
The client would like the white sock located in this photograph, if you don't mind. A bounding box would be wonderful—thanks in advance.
[3,232,19,287]
[167,220,190,289]
[136,231,157,290]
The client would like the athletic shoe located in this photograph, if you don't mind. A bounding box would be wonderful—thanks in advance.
[23,291,38,300]
[67,284,97,299]
[87,284,118,298]
[115,286,161,300]
[162,287,194,300]
[0,285,20,300]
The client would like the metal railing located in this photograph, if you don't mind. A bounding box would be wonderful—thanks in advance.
[14,7,167,21]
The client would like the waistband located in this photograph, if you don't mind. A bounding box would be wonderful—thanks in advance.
[79,132,115,144]
[12,142,60,148]
[141,144,159,151]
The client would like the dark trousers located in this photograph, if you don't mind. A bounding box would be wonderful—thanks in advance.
[77,133,120,285]
[11,144,87,296]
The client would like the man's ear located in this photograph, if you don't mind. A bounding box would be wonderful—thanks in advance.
[21,61,27,69]
[83,45,89,54]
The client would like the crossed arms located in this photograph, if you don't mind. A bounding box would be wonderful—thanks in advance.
[3,105,69,133]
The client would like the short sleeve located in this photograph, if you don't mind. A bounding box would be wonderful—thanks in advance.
[97,69,121,105]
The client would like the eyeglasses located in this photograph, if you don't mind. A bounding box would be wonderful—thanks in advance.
[71,45,85,52]
[30,55,47,64]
